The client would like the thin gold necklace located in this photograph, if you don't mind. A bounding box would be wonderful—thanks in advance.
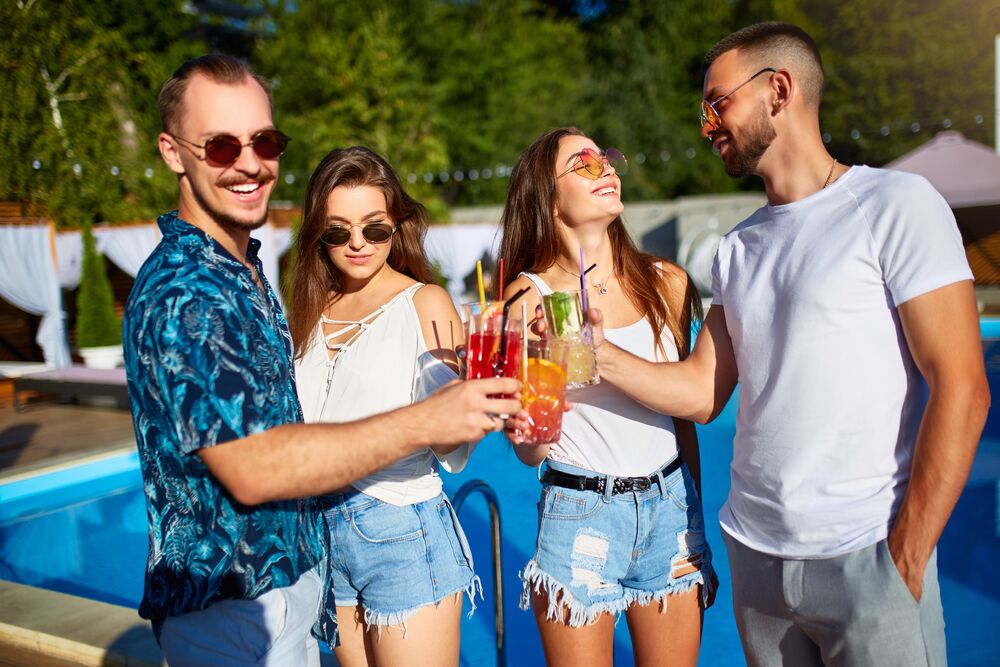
[822,158,838,189]
[553,260,613,296]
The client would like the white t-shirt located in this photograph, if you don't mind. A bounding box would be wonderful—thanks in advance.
[295,284,472,506]
[521,272,680,477]
[712,165,973,558]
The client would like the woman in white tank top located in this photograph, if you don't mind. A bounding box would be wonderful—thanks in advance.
[499,128,715,665]
[288,147,478,666]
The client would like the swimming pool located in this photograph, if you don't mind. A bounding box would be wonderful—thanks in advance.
[2,331,998,666]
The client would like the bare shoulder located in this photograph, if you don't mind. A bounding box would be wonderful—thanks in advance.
[653,258,689,285]
[412,283,460,319]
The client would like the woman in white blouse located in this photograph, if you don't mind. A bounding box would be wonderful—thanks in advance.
[289,146,476,667]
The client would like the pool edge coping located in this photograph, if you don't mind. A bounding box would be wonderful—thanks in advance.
[0,580,163,667]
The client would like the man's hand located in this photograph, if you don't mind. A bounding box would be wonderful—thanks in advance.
[887,533,925,602]
[417,377,523,444]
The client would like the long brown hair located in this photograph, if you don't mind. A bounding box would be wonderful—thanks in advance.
[498,127,703,358]
[288,146,434,357]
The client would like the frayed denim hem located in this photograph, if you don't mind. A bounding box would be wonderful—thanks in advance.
[363,574,483,640]
[518,560,631,628]
[519,560,715,627]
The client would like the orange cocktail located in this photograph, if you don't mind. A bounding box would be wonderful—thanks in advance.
[521,339,569,445]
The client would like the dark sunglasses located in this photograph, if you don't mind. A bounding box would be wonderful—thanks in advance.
[320,222,397,247]
[700,68,775,134]
[171,129,290,167]
[558,148,628,180]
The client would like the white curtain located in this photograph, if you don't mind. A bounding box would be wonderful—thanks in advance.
[253,223,291,307]
[424,224,501,299]
[55,229,83,289]
[0,225,71,368]
[94,224,160,277]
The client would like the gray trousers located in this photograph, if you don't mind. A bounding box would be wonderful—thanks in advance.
[723,531,947,666]
[160,567,324,667]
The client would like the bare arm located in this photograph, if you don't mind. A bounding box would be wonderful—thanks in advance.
[593,304,739,424]
[888,280,990,599]
[199,376,522,505]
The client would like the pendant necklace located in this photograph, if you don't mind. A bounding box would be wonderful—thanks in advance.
[554,260,613,296]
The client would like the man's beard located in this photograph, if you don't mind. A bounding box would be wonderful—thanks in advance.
[724,102,776,178]
[190,174,273,232]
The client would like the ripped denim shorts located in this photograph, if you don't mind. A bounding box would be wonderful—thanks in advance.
[323,490,480,632]
[520,459,714,627]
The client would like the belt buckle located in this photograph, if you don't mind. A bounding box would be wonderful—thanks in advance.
[636,478,651,492]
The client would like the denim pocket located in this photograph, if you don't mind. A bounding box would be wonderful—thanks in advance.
[350,500,423,544]
[437,496,474,568]
[541,487,604,520]
[665,465,699,512]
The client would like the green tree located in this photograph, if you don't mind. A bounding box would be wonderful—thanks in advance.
[256,1,451,217]
[76,225,121,347]
[0,1,201,227]
[583,0,742,200]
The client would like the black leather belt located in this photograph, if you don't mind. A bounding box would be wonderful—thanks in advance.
[541,457,683,495]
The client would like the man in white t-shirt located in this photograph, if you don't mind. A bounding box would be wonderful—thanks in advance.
[590,21,990,666]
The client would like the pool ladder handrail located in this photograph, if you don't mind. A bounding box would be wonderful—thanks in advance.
[452,479,506,667]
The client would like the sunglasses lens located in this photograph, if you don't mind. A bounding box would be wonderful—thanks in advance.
[252,130,290,160]
[701,101,719,131]
[362,224,394,243]
[320,227,352,246]
[203,135,242,165]
[606,148,628,176]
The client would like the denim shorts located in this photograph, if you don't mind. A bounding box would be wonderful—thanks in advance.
[520,459,714,627]
[323,490,480,631]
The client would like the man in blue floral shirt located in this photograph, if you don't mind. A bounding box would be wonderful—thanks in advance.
[124,54,521,666]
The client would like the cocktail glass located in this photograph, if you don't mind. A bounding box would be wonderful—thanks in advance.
[541,290,599,389]
[461,301,522,383]
[520,339,569,445]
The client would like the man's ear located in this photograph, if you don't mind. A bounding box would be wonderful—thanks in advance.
[158,132,186,176]
[770,69,794,116]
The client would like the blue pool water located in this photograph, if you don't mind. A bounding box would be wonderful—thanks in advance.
[2,333,999,666]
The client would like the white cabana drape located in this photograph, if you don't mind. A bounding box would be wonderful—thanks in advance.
[54,230,83,289]
[253,223,294,306]
[424,224,501,299]
[94,223,160,277]
[0,224,71,367]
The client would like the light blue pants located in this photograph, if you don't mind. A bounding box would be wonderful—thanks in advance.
[723,531,947,666]
[159,567,323,667]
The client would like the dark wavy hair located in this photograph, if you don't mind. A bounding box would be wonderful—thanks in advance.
[498,127,702,358]
[288,146,434,356]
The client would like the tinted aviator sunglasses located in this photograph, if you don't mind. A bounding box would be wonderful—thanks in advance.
[171,129,290,167]
[558,147,628,180]
[320,222,397,247]
[700,68,776,133]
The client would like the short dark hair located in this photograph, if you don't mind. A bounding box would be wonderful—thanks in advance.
[158,54,273,133]
[704,22,825,107]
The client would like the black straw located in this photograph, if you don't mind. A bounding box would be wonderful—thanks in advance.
[496,286,531,368]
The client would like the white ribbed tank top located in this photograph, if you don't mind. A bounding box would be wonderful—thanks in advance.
[521,272,680,476]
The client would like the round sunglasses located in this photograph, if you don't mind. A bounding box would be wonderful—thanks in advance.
[171,129,290,167]
[558,147,628,180]
[320,222,397,247]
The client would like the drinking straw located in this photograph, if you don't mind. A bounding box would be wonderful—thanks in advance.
[584,263,596,276]
[521,301,528,383]
[579,248,590,324]
[476,260,486,310]
[497,286,531,366]
[497,258,505,300]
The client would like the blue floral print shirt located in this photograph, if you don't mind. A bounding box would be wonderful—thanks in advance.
[123,211,336,646]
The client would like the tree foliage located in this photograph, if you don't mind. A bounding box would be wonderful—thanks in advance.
[0,0,202,227]
[76,225,122,347]
[2,0,997,223]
